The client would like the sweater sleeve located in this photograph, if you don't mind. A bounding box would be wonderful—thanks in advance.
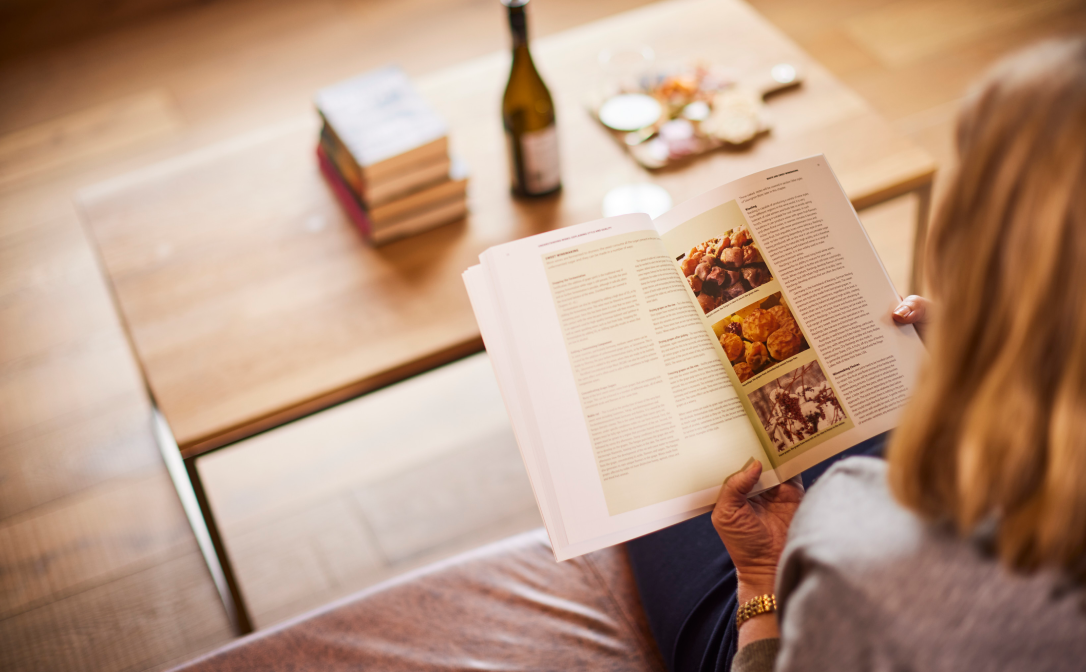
[772,550,879,671]
[730,565,874,672]
[732,638,781,672]
[769,459,891,671]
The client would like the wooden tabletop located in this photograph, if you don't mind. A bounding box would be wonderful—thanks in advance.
[79,0,935,458]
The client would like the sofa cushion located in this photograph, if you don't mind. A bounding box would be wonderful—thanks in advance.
[172,528,666,671]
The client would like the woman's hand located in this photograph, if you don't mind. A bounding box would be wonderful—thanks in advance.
[892,295,931,341]
[711,460,804,596]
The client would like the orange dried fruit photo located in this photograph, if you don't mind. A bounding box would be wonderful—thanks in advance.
[712,292,810,384]
[734,362,754,383]
[741,308,778,343]
[745,341,769,369]
[719,332,745,361]
[767,327,803,361]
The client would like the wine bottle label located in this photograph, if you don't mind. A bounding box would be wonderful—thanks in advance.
[520,125,560,194]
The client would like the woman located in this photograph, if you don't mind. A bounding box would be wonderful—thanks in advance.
[628,37,1086,672]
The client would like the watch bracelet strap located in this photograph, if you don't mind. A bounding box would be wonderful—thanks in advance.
[736,593,777,627]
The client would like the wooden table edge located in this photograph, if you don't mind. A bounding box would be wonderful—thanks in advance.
[849,164,937,212]
[177,335,485,459]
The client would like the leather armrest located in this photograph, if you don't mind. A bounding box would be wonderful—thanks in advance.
[172,529,665,672]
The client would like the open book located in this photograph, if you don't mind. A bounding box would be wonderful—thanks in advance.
[463,156,925,560]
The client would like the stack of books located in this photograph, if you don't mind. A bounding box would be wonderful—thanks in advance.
[315,65,468,245]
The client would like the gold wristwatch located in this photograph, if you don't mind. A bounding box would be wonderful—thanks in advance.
[736,594,777,628]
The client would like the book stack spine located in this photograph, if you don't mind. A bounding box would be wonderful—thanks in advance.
[314,65,469,245]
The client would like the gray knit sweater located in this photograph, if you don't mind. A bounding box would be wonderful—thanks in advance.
[733,457,1086,672]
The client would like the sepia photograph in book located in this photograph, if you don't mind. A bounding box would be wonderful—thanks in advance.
[747,361,847,456]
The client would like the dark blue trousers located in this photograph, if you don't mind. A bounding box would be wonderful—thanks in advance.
[626,432,889,672]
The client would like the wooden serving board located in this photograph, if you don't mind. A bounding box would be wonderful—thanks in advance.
[589,64,804,169]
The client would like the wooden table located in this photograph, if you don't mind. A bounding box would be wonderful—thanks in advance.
[79,0,935,635]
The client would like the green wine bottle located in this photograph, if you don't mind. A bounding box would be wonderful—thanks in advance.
[501,0,561,197]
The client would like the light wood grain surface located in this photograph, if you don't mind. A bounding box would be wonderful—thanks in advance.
[79,0,935,457]
[5,0,1083,667]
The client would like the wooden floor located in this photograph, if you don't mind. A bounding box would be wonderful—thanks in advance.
[2,0,1084,669]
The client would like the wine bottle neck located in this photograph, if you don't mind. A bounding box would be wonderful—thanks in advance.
[507,6,528,48]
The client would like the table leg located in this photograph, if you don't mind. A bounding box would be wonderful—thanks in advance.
[152,408,254,636]
[911,180,933,295]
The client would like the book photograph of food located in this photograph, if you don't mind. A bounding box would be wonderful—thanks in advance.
[674,205,773,315]
[746,360,846,454]
[712,292,808,384]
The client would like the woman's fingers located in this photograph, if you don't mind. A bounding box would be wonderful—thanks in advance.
[718,459,762,507]
[892,294,929,325]
[713,460,793,580]
[713,460,763,550]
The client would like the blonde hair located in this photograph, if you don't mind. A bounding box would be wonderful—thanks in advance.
[888,37,1086,579]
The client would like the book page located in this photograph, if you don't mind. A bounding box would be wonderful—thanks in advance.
[476,214,775,556]
[541,230,768,516]
[655,156,925,480]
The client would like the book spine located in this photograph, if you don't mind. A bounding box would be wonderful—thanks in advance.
[366,157,452,208]
[316,144,374,238]
[370,198,467,245]
[369,173,467,224]
[319,121,368,200]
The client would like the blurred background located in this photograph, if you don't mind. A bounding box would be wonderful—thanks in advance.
[2,0,1085,670]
